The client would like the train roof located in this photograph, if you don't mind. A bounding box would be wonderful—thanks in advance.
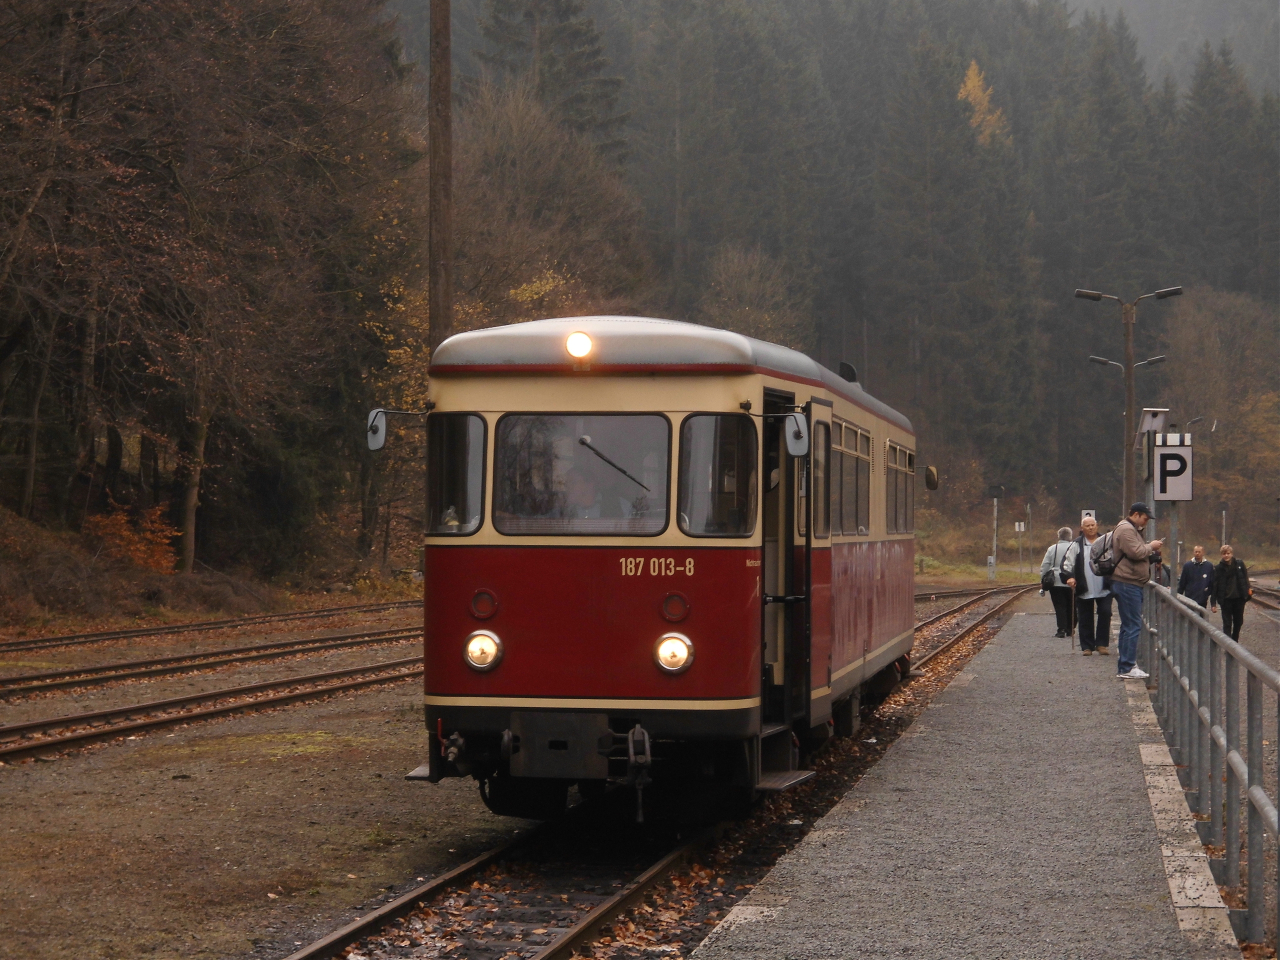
[430,316,913,435]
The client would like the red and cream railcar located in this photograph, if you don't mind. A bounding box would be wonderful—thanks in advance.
[407,316,917,818]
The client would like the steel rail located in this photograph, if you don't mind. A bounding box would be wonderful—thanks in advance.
[0,657,422,759]
[530,830,710,960]
[280,818,708,960]
[913,586,1037,669]
[280,834,532,960]
[0,599,420,654]
[913,584,1025,632]
[0,627,421,696]
[914,583,1035,601]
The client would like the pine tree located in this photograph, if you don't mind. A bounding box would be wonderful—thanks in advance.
[476,0,625,150]
[1179,43,1264,294]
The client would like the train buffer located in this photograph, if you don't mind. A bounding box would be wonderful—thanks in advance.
[692,597,1242,960]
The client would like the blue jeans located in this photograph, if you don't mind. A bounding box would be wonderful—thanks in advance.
[1112,581,1144,673]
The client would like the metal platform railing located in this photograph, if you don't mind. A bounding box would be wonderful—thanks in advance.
[1143,581,1278,944]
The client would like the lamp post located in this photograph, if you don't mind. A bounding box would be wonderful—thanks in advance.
[1087,352,1167,516]
[1076,286,1182,509]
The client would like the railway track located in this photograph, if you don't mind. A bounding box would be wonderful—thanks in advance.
[0,625,421,697]
[913,585,1037,668]
[0,599,420,654]
[914,583,1030,632]
[914,582,1034,601]
[1252,585,1279,611]
[0,657,422,761]
[285,796,708,960]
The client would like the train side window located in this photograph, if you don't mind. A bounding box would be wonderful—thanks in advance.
[426,414,486,535]
[831,448,843,534]
[812,422,830,538]
[857,456,870,533]
[838,451,854,535]
[884,441,916,534]
[678,414,758,537]
[906,454,915,532]
[886,447,898,532]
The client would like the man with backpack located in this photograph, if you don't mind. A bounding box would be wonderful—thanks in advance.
[1107,503,1164,680]
[1062,515,1111,656]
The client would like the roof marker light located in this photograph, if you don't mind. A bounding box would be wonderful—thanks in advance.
[566,332,593,358]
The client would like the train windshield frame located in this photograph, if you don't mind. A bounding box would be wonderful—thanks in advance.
[426,413,487,536]
[677,413,758,538]
[492,413,671,536]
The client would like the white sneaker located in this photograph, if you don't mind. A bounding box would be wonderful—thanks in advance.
[1117,667,1149,679]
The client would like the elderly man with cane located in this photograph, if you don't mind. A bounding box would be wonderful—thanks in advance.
[1063,516,1111,655]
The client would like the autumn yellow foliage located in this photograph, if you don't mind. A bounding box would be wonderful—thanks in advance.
[958,60,1011,147]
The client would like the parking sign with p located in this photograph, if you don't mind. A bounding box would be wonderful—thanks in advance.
[1154,434,1193,501]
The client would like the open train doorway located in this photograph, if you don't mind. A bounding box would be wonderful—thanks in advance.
[762,391,803,731]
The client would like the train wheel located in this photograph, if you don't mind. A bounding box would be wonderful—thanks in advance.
[478,775,569,820]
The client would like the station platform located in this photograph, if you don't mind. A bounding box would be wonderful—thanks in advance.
[693,600,1242,960]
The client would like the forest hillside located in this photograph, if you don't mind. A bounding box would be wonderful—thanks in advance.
[0,0,1275,597]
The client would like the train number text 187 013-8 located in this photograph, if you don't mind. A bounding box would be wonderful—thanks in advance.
[619,557,695,577]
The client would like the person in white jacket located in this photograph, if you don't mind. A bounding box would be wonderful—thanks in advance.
[1040,527,1075,638]
[1061,516,1111,655]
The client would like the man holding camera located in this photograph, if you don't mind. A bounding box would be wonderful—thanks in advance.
[1110,503,1163,680]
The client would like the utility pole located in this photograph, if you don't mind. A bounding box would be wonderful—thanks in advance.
[1121,301,1135,509]
[1076,286,1181,510]
[987,485,1003,581]
[427,0,453,357]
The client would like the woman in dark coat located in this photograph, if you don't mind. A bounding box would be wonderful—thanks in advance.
[1210,544,1252,640]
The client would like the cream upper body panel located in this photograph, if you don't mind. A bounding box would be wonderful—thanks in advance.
[424,317,914,548]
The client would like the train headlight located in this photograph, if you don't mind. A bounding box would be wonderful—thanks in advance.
[464,631,503,671]
[654,633,694,674]
[566,331,593,358]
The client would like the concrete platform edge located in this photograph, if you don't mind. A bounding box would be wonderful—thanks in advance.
[1124,679,1240,958]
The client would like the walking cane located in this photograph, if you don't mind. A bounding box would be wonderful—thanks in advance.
[1069,583,1077,650]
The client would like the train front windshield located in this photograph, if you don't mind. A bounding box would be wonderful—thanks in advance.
[493,414,670,535]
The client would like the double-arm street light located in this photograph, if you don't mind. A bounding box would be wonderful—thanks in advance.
[1076,286,1182,508]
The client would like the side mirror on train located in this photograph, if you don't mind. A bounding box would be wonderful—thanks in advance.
[367,408,387,451]
[925,466,939,491]
[785,412,809,458]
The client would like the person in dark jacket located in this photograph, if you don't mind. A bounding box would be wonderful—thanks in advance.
[1177,545,1215,607]
[1210,544,1252,640]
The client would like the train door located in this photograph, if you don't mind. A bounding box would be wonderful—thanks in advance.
[761,392,806,731]
[805,401,834,727]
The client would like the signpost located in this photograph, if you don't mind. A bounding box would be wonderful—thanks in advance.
[1015,520,1026,573]
[987,485,1004,581]
[1154,432,1193,568]
[1140,408,1170,542]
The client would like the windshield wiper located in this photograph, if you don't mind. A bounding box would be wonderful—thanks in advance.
[578,436,650,491]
